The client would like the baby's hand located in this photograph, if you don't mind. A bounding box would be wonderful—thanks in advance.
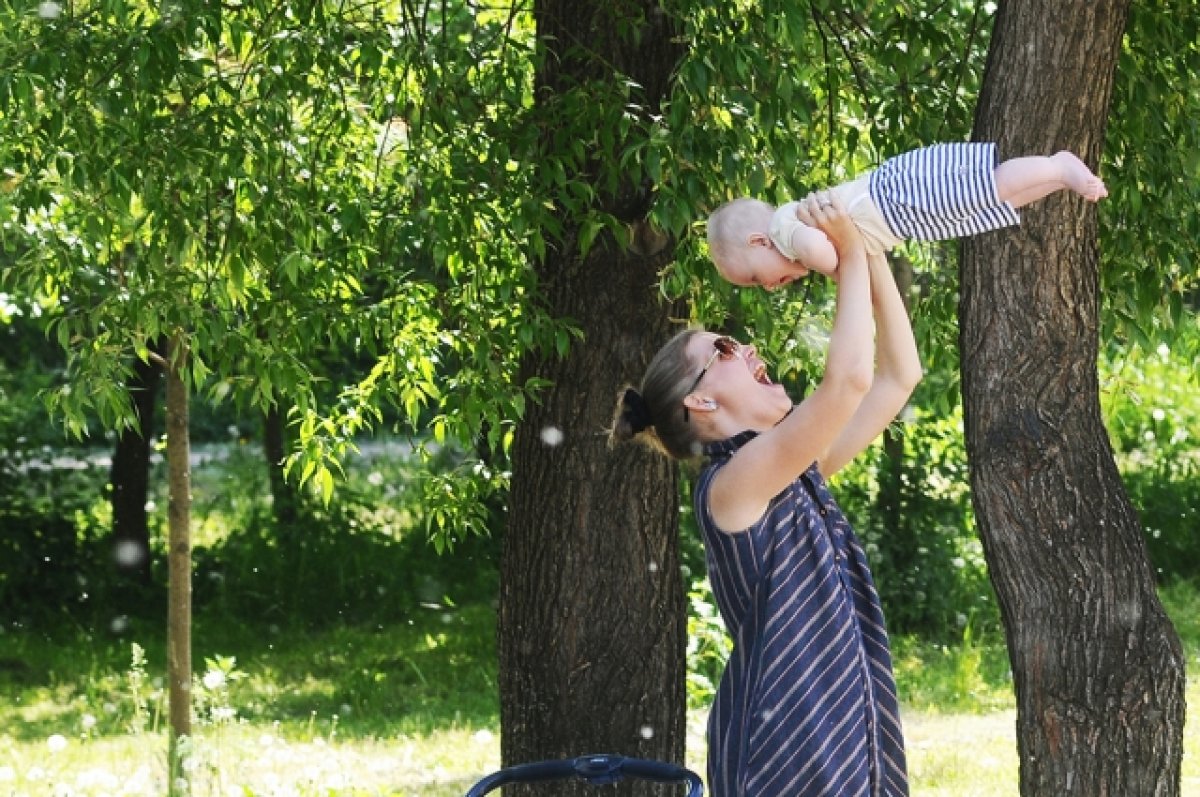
[784,193,841,276]
[795,192,860,274]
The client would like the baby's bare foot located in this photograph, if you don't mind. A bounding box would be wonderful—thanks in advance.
[1054,151,1108,202]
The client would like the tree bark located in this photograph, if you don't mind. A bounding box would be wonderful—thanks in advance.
[500,2,688,794]
[110,343,163,584]
[879,256,913,558]
[165,332,193,795]
[263,404,300,529]
[960,3,1185,794]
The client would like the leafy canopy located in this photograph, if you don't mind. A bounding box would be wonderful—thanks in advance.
[1,0,1196,541]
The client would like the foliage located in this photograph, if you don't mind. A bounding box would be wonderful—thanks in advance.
[684,579,732,710]
[0,453,131,629]
[0,438,499,631]
[891,622,1013,715]
[0,311,73,449]
[0,0,567,523]
[836,407,998,638]
[0,0,1194,545]
[1102,0,1200,351]
[1101,318,1200,580]
[186,439,500,627]
[1158,578,1200,654]
[0,0,1194,675]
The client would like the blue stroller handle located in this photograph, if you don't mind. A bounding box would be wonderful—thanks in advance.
[464,753,704,796]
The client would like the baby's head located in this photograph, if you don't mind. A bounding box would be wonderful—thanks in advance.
[706,198,775,286]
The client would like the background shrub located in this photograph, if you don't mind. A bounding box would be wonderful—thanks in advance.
[1103,334,1200,581]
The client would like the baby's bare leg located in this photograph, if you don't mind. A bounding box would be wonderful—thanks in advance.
[995,151,1108,207]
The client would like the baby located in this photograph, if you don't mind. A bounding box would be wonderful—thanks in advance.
[707,143,1107,290]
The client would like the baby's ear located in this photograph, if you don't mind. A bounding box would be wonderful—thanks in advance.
[748,231,773,248]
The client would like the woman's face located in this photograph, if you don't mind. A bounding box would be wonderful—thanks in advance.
[684,332,791,431]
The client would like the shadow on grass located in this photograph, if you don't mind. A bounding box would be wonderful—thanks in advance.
[0,601,499,744]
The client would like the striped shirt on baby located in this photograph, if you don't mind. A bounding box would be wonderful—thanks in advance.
[869,142,1020,242]
[771,141,1021,260]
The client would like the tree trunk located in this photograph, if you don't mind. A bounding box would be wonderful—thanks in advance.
[500,3,688,794]
[960,3,1185,795]
[110,343,163,584]
[165,333,193,796]
[879,256,913,550]
[263,404,299,529]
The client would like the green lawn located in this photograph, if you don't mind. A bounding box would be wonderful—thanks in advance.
[1,584,1196,796]
[3,696,1195,796]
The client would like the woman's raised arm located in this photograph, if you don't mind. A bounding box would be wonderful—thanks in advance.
[820,252,922,476]
[707,193,876,531]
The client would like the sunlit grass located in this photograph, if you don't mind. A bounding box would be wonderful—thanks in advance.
[905,710,1019,795]
[0,724,501,797]
[4,693,1194,796]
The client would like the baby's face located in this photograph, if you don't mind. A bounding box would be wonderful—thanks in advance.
[719,243,809,291]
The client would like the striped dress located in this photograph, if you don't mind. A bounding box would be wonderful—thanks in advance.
[696,432,908,796]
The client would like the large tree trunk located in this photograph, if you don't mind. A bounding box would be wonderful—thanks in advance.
[500,2,688,794]
[960,3,1185,795]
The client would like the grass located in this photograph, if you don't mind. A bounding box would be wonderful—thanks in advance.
[2,583,1197,796]
[3,604,499,743]
[3,445,1198,794]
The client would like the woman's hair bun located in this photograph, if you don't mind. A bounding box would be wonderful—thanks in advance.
[622,387,655,434]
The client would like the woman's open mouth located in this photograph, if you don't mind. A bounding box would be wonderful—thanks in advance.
[753,362,772,385]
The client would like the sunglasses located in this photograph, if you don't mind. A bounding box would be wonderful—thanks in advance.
[683,336,741,422]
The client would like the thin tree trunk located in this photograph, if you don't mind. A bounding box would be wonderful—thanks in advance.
[878,256,913,544]
[960,3,1184,794]
[165,332,193,796]
[500,3,688,794]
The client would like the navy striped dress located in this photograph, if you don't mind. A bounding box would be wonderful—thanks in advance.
[869,142,1020,242]
[696,432,908,796]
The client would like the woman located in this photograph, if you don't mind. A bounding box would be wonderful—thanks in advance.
[611,192,922,796]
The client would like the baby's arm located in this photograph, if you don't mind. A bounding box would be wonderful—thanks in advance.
[770,201,840,275]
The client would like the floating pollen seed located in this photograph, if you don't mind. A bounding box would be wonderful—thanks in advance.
[639,725,655,740]
[539,425,565,447]
[114,539,147,569]
[37,2,61,18]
